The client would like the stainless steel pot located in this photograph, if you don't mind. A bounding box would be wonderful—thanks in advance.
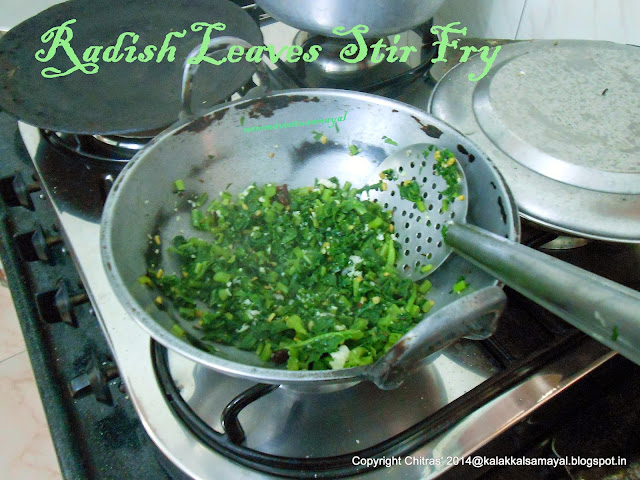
[100,89,518,388]
[256,0,445,38]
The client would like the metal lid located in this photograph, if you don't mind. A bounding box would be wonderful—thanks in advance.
[430,40,640,243]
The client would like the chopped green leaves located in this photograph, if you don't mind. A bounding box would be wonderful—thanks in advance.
[382,136,398,146]
[380,169,398,181]
[144,179,437,371]
[213,271,231,283]
[433,148,461,203]
[193,192,209,208]
[398,180,426,212]
[356,180,383,194]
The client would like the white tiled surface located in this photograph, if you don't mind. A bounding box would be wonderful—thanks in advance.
[0,286,62,480]
[0,0,65,32]
[435,0,527,39]
[516,0,640,45]
[435,0,640,45]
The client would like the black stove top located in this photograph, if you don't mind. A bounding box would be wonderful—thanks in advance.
[0,113,177,479]
[3,106,639,478]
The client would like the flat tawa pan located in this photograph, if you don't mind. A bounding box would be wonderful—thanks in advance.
[0,0,262,135]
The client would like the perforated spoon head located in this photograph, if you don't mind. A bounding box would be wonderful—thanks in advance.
[363,143,469,281]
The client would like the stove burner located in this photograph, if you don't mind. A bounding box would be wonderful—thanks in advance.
[38,71,263,165]
[278,22,438,92]
[540,236,592,251]
[91,134,149,151]
[152,329,584,478]
[521,220,593,251]
[43,130,151,163]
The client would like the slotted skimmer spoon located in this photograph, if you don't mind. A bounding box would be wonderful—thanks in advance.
[366,143,640,366]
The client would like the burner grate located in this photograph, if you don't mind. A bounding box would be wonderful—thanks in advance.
[43,130,148,163]
[152,320,585,478]
[275,21,438,92]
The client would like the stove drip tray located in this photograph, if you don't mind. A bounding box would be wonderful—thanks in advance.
[153,338,509,477]
[170,354,446,457]
[151,303,584,480]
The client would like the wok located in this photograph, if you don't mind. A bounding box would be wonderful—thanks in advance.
[101,89,518,388]
[256,0,445,38]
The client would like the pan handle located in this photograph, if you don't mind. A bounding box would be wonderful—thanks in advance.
[365,286,506,390]
[180,36,272,118]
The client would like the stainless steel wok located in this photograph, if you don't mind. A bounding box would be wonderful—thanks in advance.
[101,89,519,388]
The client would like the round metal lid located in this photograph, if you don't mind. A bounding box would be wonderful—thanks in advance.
[0,0,262,135]
[430,40,640,243]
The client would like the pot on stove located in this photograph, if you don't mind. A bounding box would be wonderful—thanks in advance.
[256,0,446,38]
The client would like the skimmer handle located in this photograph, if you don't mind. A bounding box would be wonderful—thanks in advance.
[446,222,640,365]
[366,286,506,390]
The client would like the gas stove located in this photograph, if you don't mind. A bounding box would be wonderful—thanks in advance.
[1,5,640,480]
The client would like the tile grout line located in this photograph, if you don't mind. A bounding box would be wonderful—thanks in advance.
[514,0,528,39]
[0,348,28,365]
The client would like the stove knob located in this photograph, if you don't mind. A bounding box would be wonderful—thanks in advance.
[35,280,89,326]
[15,226,62,263]
[68,358,120,405]
[0,173,41,210]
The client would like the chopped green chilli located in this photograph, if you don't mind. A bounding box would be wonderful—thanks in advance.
[452,276,469,294]
[143,178,439,371]
[173,179,185,193]
[348,144,361,156]
[420,264,434,274]
[171,324,186,338]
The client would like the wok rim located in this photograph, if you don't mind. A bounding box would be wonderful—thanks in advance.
[100,88,520,385]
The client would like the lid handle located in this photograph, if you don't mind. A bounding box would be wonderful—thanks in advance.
[180,36,271,118]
